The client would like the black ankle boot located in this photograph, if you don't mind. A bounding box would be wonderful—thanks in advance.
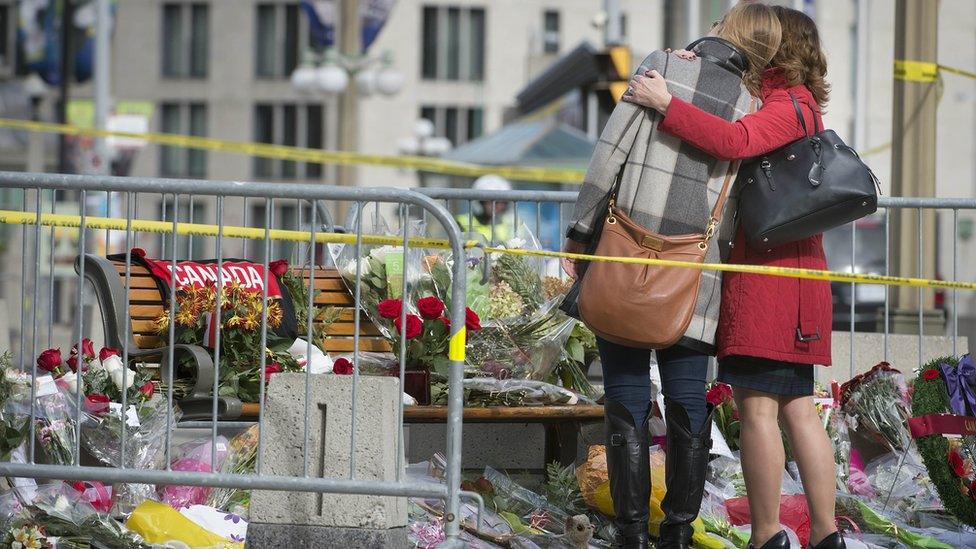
[657,400,714,549]
[604,399,651,548]
[809,532,846,549]
[748,530,790,549]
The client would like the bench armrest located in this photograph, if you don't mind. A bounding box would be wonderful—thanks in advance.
[127,344,214,400]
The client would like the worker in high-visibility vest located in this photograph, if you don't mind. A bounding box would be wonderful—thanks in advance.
[456,175,514,244]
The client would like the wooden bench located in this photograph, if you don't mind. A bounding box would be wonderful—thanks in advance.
[79,254,604,466]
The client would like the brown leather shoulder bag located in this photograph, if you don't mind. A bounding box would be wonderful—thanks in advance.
[578,160,739,349]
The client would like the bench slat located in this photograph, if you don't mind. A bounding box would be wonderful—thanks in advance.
[324,322,383,337]
[321,338,391,353]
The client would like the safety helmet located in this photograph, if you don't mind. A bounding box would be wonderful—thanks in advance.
[472,174,512,192]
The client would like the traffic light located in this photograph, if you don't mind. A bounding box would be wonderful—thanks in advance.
[596,45,632,103]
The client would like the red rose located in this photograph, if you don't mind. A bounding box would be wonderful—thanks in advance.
[465,308,482,332]
[949,448,969,478]
[139,381,155,398]
[706,384,733,406]
[333,358,354,375]
[131,247,146,258]
[83,394,111,415]
[269,260,289,277]
[378,299,403,320]
[71,481,87,492]
[922,369,940,381]
[66,355,88,374]
[394,314,424,339]
[416,296,445,320]
[99,347,121,362]
[71,338,96,359]
[438,317,451,330]
[264,363,282,383]
[37,348,63,373]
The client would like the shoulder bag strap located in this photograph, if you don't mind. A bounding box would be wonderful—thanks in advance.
[706,97,757,240]
[789,92,810,136]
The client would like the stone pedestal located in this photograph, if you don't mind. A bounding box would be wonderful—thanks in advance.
[246,374,407,547]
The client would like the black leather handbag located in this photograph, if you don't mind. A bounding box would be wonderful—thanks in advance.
[735,93,880,251]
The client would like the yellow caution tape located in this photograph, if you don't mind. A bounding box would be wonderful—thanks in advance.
[0,118,584,184]
[894,60,976,83]
[894,60,940,83]
[937,64,976,80]
[2,209,972,292]
[448,327,467,362]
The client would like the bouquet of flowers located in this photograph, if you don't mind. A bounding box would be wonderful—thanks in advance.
[155,282,304,402]
[840,362,913,453]
[0,353,34,463]
[376,295,481,374]
[707,383,740,452]
[0,483,152,548]
[206,425,259,518]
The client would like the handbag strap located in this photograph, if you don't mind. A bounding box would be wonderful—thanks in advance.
[705,97,757,240]
[789,92,822,135]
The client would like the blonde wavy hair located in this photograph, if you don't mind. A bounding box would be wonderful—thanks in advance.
[770,5,831,106]
[713,3,782,96]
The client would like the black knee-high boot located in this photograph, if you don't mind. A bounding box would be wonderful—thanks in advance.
[604,399,651,548]
[658,399,714,549]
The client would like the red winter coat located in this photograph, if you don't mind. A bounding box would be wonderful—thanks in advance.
[658,68,832,366]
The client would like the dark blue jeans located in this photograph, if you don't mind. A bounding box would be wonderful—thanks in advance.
[598,337,709,432]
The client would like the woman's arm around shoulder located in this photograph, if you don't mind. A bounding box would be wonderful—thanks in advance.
[658,89,803,161]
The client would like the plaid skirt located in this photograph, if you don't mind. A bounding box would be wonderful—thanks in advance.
[717,355,815,396]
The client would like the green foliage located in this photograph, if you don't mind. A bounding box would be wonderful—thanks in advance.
[911,355,976,528]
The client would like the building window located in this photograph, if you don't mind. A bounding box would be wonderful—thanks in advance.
[255,3,307,79]
[421,6,485,82]
[253,103,325,179]
[543,10,560,54]
[249,201,313,263]
[159,197,207,259]
[420,105,484,146]
[162,3,210,78]
[160,102,208,178]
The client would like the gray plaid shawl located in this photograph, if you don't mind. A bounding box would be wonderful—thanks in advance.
[566,47,754,354]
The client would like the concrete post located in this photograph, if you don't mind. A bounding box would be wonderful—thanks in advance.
[889,0,942,333]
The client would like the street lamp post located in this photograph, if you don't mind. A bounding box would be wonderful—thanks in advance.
[396,119,452,188]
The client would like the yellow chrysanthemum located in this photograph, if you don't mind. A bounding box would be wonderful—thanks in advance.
[267,302,283,328]
[155,314,171,333]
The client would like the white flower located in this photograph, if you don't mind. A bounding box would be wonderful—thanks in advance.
[342,258,369,278]
[101,355,124,373]
[88,357,104,371]
[110,367,136,391]
[4,368,30,386]
[53,494,72,515]
[369,246,395,263]
[59,371,80,394]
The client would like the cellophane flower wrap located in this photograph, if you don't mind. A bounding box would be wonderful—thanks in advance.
[160,436,229,509]
[0,482,152,548]
[840,362,912,453]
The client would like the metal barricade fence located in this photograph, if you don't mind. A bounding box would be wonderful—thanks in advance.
[412,188,975,381]
[0,171,472,547]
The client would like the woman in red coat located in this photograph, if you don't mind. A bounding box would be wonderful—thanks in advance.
[625,7,842,549]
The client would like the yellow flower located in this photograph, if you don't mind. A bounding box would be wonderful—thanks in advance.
[155,314,171,333]
[175,307,197,327]
[243,315,260,331]
[268,302,283,328]
[226,315,244,329]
